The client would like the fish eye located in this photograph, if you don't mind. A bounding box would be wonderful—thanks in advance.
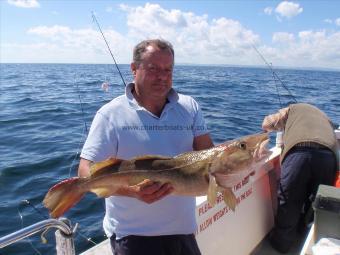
[239,142,247,150]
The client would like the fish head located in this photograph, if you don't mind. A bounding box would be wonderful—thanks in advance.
[209,132,271,188]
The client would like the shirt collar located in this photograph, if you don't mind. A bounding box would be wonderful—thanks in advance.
[125,82,179,110]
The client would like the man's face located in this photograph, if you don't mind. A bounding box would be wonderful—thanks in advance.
[131,45,173,100]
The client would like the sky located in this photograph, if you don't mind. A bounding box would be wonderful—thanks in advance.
[1,0,340,70]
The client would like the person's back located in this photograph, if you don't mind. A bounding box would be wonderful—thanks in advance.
[262,103,338,253]
[281,103,338,162]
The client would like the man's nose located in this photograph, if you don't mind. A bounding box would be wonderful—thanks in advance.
[157,69,171,80]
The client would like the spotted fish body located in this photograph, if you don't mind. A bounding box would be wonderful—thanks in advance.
[43,132,270,218]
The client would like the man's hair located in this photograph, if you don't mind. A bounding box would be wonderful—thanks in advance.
[133,39,174,66]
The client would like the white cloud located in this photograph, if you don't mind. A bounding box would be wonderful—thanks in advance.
[272,32,295,44]
[24,25,132,63]
[7,0,40,8]
[28,25,71,37]
[323,19,333,24]
[119,3,259,64]
[264,7,273,15]
[2,3,340,69]
[275,1,303,19]
[335,18,340,26]
[7,3,259,65]
[297,30,340,62]
[265,30,340,68]
[298,30,324,42]
[323,18,340,26]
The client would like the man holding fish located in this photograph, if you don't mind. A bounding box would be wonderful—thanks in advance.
[78,39,213,255]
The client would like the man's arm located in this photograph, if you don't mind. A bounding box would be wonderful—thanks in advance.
[78,158,92,177]
[193,133,214,151]
[262,107,289,132]
[77,158,173,203]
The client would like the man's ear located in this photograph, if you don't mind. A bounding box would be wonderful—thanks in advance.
[131,62,137,77]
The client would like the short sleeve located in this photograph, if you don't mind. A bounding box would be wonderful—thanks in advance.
[192,99,209,137]
[80,111,118,162]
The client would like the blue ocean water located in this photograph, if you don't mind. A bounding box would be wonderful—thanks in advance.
[0,63,339,254]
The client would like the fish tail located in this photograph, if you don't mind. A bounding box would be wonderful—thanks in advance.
[43,177,85,218]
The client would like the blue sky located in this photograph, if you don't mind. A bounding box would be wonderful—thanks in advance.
[1,0,340,69]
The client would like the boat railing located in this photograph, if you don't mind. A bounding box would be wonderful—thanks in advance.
[0,217,76,255]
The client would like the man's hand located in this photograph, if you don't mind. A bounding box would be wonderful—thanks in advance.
[119,179,174,204]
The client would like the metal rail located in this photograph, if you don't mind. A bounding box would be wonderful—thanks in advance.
[0,218,75,255]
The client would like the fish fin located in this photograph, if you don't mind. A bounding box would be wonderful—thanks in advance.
[133,155,172,160]
[222,188,237,212]
[89,173,151,197]
[43,177,85,218]
[90,158,123,177]
[207,174,218,206]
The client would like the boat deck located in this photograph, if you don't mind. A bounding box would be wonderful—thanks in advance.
[81,231,310,255]
[251,231,310,255]
[81,221,313,255]
[81,239,111,255]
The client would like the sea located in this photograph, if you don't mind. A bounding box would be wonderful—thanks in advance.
[0,63,339,255]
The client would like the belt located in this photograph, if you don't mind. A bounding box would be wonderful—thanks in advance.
[294,142,329,150]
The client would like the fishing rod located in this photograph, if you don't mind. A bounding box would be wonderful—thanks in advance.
[91,12,127,87]
[252,44,297,105]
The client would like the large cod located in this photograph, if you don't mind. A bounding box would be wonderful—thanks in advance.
[44,132,271,218]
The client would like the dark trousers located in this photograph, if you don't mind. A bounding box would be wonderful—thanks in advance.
[270,146,337,252]
[110,233,201,255]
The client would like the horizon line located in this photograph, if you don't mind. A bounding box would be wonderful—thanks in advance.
[1,62,339,72]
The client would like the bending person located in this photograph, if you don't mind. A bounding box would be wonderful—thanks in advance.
[262,103,339,253]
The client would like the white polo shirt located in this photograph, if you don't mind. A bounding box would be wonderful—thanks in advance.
[81,83,209,239]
